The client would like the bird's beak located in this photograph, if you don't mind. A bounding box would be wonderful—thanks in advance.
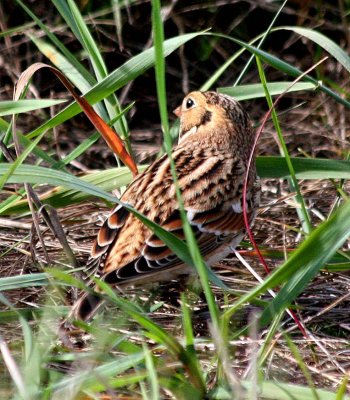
[173,106,181,118]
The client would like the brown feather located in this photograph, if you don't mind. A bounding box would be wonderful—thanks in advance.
[68,91,260,322]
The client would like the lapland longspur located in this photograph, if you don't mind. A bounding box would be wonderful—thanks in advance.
[70,91,260,321]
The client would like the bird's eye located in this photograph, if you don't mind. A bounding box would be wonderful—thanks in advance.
[185,98,195,109]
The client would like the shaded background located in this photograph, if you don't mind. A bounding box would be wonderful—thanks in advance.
[1,1,349,167]
[1,1,350,390]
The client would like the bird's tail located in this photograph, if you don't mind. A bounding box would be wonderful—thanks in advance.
[62,292,104,330]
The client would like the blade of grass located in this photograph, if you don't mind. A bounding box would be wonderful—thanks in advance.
[180,292,202,384]
[181,293,195,352]
[0,99,67,117]
[200,2,287,93]
[16,62,138,175]
[20,316,43,399]
[2,156,350,215]
[277,26,350,73]
[211,381,350,400]
[283,334,320,400]
[218,81,316,101]
[223,199,350,324]
[30,36,108,119]
[16,0,95,85]
[256,56,312,233]
[88,277,207,394]
[256,309,285,369]
[0,335,27,400]
[19,132,66,168]
[234,0,287,85]
[49,353,147,394]
[65,0,130,154]
[151,0,220,333]
[24,32,202,142]
[243,381,349,400]
[0,129,47,191]
[159,376,203,400]
[55,101,135,168]
[335,376,349,400]
[256,156,350,179]
[0,163,226,289]
[142,344,160,400]
[0,273,49,291]
[0,165,147,215]
[0,308,62,323]
[207,32,350,109]
[66,0,107,82]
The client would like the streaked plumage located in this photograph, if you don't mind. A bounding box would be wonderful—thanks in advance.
[71,91,260,321]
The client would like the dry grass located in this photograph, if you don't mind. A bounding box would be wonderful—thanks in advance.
[1,1,350,397]
[1,97,350,387]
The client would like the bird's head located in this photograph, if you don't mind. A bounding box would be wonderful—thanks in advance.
[173,91,214,135]
[173,91,253,151]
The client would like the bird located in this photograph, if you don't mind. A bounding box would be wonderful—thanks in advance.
[69,90,260,322]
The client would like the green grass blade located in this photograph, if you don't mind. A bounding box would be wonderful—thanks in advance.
[30,37,106,116]
[20,316,42,398]
[0,334,28,399]
[51,0,84,45]
[257,309,285,368]
[0,163,223,290]
[335,376,349,400]
[208,32,350,109]
[49,353,146,394]
[66,0,107,81]
[257,156,350,179]
[143,344,160,400]
[16,0,95,84]
[243,381,350,400]
[0,273,49,291]
[92,279,206,394]
[212,381,350,400]
[0,165,147,215]
[51,0,130,151]
[0,117,10,130]
[200,0,288,92]
[278,26,350,73]
[19,132,66,168]
[0,308,55,323]
[54,101,135,169]
[218,82,316,101]
[259,218,350,325]
[53,102,133,169]
[256,56,312,233]
[63,0,125,126]
[180,293,204,392]
[181,293,195,350]
[3,156,350,215]
[0,129,47,191]
[25,32,202,142]
[284,334,319,400]
[234,0,287,85]
[0,99,66,117]
[224,199,350,323]
[152,0,220,331]
[159,376,203,400]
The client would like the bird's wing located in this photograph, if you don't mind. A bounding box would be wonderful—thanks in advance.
[101,207,249,286]
[84,146,256,285]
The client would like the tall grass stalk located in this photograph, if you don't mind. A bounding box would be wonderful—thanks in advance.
[151,0,220,329]
[255,56,312,233]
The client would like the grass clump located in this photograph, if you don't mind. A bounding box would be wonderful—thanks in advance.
[0,1,350,398]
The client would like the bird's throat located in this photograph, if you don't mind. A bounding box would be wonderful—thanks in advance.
[179,125,198,143]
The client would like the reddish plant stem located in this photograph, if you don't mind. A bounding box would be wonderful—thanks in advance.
[242,57,328,339]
